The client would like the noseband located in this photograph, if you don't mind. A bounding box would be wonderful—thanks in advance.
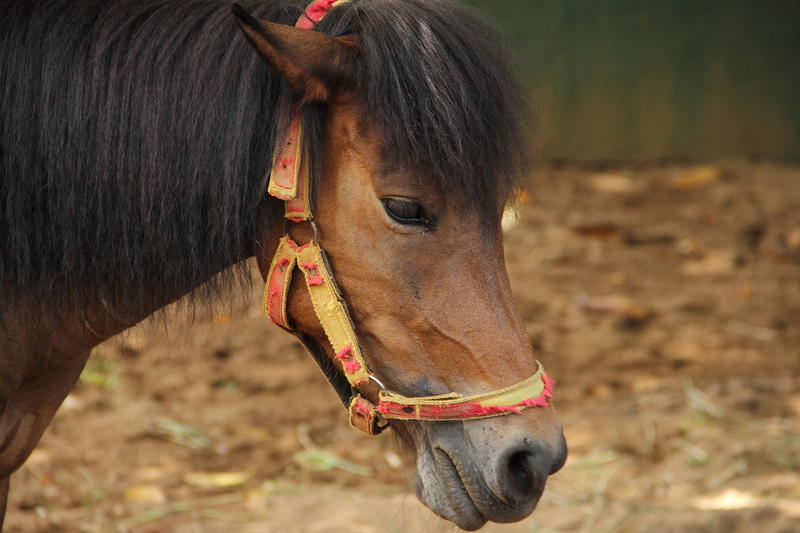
[263,0,554,435]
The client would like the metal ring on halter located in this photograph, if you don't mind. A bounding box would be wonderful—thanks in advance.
[348,374,387,406]
[282,218,318,245]
[309,219,318,244]
[369,374,386,390]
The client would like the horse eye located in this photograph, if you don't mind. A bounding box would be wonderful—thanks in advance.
[382,197,426,225]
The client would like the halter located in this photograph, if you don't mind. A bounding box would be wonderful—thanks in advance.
[264,0,554,435]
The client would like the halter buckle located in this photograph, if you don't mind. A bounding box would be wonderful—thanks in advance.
[348,395,388,435]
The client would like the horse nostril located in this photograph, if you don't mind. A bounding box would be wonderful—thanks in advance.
[506,450,542,502]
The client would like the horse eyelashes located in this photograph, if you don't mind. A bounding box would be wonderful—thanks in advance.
[382,197,427,225]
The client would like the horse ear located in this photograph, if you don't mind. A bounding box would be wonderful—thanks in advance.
[232,4,358,103]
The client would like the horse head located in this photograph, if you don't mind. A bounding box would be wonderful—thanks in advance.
[235,2,566,529]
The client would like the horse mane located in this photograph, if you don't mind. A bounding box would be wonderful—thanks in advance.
[0,0,529,323]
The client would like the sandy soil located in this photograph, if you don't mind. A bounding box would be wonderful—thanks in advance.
[5,162,799,533]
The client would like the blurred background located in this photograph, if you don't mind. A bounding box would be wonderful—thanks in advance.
[7,1,799,532]
[467,0,800,161]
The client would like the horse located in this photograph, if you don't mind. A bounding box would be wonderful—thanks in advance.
[0,0,567,529]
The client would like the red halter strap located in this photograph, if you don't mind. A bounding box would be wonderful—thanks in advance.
[263,0,554,435]
[297,0,346,29]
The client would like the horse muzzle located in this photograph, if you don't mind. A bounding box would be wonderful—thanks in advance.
[413,419,567,530]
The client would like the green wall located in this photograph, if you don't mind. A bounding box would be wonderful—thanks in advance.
[465,0,800,161]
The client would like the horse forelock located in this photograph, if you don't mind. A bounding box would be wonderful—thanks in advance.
[313,0,530,212]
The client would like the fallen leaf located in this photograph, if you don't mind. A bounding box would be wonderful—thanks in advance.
[695,488,759,511]
[570,224,618,239]
[671,438,710,467]
[577,295,650,323]
[294,423,372,476]
[662,340,706,365]
[668,164,721,190]
[136,466,169,482]
[675,238,704,256]
[292,449,372,476]
[125,484,166,504]
[685,380,727,418]
[680,249,736,276]
[183,471,250,488]
[725,321,776,342]
[588,173,636,194]
[79,360,119,389]
[148,418,212,450]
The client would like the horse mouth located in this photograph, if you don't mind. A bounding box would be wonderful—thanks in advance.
[412,424,560,531]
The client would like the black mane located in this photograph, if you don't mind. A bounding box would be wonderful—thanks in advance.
[0,0,528,321]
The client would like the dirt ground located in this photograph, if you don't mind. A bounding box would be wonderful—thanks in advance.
[6,162,800,533]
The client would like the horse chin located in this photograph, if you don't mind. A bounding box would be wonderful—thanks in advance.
[414,446,488,531]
